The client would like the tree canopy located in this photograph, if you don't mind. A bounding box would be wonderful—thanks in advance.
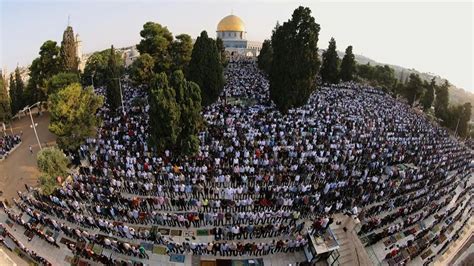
[257,39,273,75]
[434,80,450,121]
[130,53,155,87]
[339,45,355,82]
[149,70,203,155]
[48,83,104,151]
[188,31,224,106]
[404,73,424,106]
[82,48,124,88]
[420,78,435,111]
[26,40,61,103]
[47,72,80,95]
[269,6,320,113]
[320,37,340,84]
[37,147,69,195]
[60,26,79,72]
[9,68,26,115]
[105,45,123,111]
[0,74,11,123]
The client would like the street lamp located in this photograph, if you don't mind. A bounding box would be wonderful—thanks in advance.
[22,102,42,150]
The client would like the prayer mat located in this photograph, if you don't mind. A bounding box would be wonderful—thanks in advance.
[401,249,410,259]
[421,249,433,260]
[393,254,403,263]
[24,230,34,239]
[395,233,404,240]
[5,219,13,227]
[92,244,103,255]
[200,260,216,266]
[439,233,447,243]
[171,229,182,236]
[60,237,75,246]
[170,254,185,263]
[384,238,395,247]
[216,259,232,266]
[184,230,196,237]
[140,242,154,251]
[157,228,170,235]
[408,246,418,255]
[153,245,167,255]
[197,229,210,236]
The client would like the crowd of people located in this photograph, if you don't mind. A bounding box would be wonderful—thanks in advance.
[0,56,472,265]
[0,134,21,159]
[0,223,51,265]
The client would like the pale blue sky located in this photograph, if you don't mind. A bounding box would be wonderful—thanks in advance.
[1,0,473,91]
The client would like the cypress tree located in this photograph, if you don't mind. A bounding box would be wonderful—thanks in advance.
[434,80,450,121]
[149,73,181,153]
[270,6,320,113]
[257,40,273,75]
[404,73,424,106]
[105,45,122,111]
[320,37,340,84]
[188,31,224,106]
[420,77,435,111]
[339,45,355,82]
[10,68,26,115]
[0,74,12,122]
[60,26,79,72]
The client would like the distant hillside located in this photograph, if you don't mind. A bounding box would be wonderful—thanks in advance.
[343,52,474,107]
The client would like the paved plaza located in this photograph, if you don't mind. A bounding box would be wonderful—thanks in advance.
[0,110,56,202]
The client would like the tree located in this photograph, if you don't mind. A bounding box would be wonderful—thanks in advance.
[136,22,173,73]
[215,37,227,66]
[148,70,203,155]
[320,38,340,84]
[149,73,181,153]
[339,46,356,82]
[27,40,61,103]
[82,48,123,87]
[457,102,472,138]
[169,34,193,73]
[47,72,80,95]
[404,73,424,106]
[188,31,224,106]
[170,70,203,155]
[257,39,273,75]
[420,77,435,111]
[105,45,122,111]
[60,26,79,72]
[0,74,11,122]
[48,83,104,151]
[37,147,69,195]
[269,6,320,113]
[434,80,450,121]
[9,68,26,115]
[130,53,155,87]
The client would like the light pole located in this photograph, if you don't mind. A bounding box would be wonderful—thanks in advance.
[22,102,42,150]
[118,78,124,112]
[454,117,461,137]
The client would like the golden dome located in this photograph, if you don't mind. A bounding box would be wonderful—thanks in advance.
[217,15,245,32]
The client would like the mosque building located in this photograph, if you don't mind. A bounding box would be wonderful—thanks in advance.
[216,14,262,57]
